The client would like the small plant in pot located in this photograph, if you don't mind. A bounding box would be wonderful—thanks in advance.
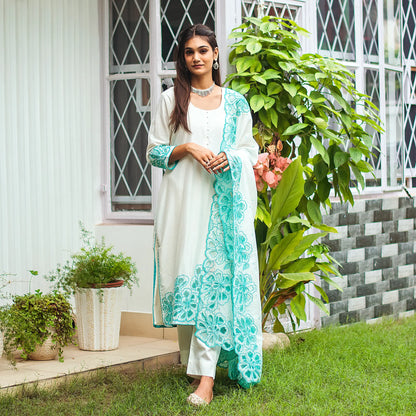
[0,290,75,364]
[48,225,138,351]
[49,225,138,295]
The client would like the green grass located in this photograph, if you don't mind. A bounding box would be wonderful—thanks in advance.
[1,316,416,415]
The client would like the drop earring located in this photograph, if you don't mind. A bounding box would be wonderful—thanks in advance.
[213,58,219,70]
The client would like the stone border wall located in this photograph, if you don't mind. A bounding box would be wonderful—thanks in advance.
[320,196,416,326]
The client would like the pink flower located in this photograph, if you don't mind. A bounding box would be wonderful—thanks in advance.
[258,153,269,164]
[268,153,277,163]
[275,157,291,171]
[253,164,264,177]
[263,171,280,188]
[253,153,269,177]
[253,151,292,191]
[256,178,265,192]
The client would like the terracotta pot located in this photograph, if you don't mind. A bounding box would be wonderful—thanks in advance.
[28,332,58,360]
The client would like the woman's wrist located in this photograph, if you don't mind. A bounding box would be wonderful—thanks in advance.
[184,142,194,154]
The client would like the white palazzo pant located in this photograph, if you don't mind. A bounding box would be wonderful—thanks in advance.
[177,325,221,379]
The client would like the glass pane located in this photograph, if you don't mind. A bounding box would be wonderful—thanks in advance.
[365,69,382,186]
[385,70,403,186]
[384,0,401,66]
[403,65,416,177]
[160,0,215,69]
[110,0,150,74]
[110,79,152,210]
[404,104,416,173]
[402,0,416,60]
[317,0,355,61]
[363,0,379,63]
[242,0,300,20]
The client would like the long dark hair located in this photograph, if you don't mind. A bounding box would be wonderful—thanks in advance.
[170,24,221,134]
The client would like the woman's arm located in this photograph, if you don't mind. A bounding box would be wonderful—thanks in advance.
[146,92,178,170]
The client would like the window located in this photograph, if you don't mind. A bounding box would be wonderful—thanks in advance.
[106,0,215,218]
[317,0,355,61]
[109,0,151,212]
[317,0,406,189]
[242,0,302,20]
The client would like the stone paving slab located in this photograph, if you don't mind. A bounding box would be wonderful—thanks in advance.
[0,336,180,393]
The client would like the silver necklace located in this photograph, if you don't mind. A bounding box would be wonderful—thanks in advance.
[191,82,215,97]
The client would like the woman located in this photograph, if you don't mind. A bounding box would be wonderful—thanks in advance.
[146,24,262,406]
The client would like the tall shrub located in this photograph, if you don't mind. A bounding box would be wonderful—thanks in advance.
[226,16,382,331]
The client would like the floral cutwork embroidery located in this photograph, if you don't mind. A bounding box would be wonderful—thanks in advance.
[201,271,232,306]
[196,312,229,347]
[148,145,177,170]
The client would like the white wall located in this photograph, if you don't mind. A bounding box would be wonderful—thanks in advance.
[95,224,154,314]
[0,0,102,295]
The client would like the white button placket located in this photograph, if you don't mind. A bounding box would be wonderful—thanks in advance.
[204,111,210,147]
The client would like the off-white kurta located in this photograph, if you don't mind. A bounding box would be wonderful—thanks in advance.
[146,87,262,387]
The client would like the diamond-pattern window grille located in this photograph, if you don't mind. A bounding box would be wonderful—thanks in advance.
[402,0,416,60]
[402,0,416,183]
[403,66,416,174]
[160,0,215,69]
[317,0,355,61]
[384,0,401,66]
[242,0,300,20]
[365,70,382,185]
[111,78,152,209]
[363,0,379,63]
[110,0,150,74]
[385,70,403,186]
[404,103,416,173]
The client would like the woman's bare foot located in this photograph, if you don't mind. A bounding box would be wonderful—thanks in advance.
[192,376,214,404]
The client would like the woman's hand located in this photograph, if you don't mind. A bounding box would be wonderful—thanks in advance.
[207,152,229,174]
[169,144,229,174]
[186,143,216,173]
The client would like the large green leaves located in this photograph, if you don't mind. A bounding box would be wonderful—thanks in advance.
[270,158,304,223]
[265,231,304,275]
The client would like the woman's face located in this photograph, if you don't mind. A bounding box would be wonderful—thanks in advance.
[183,36,218,79]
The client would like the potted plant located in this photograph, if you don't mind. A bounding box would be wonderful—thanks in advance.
[48,225,138,351]
[0,290,74,364]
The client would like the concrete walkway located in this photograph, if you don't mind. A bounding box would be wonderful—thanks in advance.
[0,336,179,393]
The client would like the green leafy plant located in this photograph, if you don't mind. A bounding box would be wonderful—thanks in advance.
[256,157,342,331]
[226,16,382,331]
[48,225,138,296]
[0,290,75,364]
[0,273,12,302]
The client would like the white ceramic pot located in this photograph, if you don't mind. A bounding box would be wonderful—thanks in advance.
[75,287,122,351]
